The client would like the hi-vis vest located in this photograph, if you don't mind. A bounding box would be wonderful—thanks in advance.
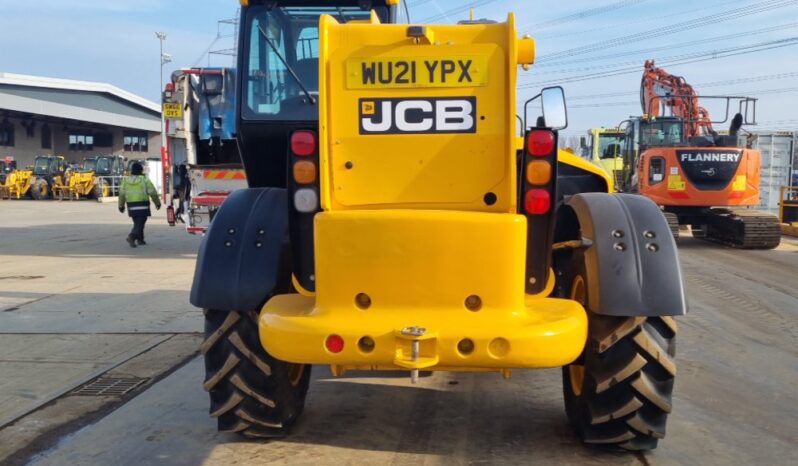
[120,176,158,215]
[121,176,156,203]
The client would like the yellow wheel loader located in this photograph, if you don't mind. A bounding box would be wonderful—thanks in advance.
[190,0,686,451]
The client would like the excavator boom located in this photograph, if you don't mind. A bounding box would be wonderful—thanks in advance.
[641,60,714,138]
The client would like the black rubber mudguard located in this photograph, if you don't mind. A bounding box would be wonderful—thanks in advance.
[566,193,688,317]
[190,188,289,312]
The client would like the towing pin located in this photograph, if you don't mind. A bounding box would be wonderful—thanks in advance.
[411,340,420,384]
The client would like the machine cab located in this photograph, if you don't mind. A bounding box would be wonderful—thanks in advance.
[236,1,400,189]
[620,117,685,192]
[33,156,66,177]
[582,128,626,186]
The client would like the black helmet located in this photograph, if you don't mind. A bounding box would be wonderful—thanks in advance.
[131,162,144,176]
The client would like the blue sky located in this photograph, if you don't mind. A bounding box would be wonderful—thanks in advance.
[1,0,797,137]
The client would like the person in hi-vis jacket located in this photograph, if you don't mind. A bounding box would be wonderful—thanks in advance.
[119,162,161,248]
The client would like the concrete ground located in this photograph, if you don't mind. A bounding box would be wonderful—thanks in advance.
[0,199,202,463]
[2,200,797,465]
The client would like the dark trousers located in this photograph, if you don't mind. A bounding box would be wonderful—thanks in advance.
[130,216,148,242]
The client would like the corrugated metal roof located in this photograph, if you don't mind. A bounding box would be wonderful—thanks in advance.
[0,72,161,132]
[0,72,160,113]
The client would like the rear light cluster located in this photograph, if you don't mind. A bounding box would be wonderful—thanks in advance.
[522,128,558,294]
[291,130,319,213]
[290,130,322,293]
[523,130,555,215]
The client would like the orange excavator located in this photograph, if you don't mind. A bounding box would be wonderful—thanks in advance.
[617,60,780,249]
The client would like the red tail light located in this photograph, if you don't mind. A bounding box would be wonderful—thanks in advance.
[325,334,345,353]
[527,130,555,156]
[525,189,551,214]
[291,131,317,156]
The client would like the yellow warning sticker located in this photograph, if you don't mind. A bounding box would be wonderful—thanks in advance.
[668,175,686,191]
[732,175,746,191]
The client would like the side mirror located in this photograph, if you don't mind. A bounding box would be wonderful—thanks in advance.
[541,86,568,130]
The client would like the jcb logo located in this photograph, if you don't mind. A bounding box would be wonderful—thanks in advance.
[359,97,476,135]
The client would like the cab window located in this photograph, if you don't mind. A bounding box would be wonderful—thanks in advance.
[243,5,388,121]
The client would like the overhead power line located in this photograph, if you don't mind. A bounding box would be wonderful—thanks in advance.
[522,0,653,30]
[532,0,750,39]
[697,71,798,88]
[536,0,798,63]
[407,0,437,6]
[527,37,798,77]
[520,38,798,89]
[570,101,639,109]
[535,22,798,68]
[568,78,798,101]
[568,88,798,108]
[419,0,499,22]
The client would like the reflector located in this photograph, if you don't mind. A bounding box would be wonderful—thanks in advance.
[325,335,345,353]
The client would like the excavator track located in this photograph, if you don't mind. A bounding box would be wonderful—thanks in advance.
[700,209,781,249]
[663,212,680,240]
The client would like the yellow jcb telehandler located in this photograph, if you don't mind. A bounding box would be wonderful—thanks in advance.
[190,0,687,451]
[0,166,33,199]
[52,167,101,201]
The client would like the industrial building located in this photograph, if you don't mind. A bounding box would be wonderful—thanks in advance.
[0,72,161,168]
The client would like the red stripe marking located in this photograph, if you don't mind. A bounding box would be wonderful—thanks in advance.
[193,196,228,204]
[202,170,245,180]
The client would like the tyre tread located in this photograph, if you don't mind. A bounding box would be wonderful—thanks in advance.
[202,310,310,438]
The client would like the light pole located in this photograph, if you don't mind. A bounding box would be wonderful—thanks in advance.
[155,32,171,152]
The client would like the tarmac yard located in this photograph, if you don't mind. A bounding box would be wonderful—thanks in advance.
[1,201,797,465]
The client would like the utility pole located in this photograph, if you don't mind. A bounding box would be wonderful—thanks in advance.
[155,32,171,153]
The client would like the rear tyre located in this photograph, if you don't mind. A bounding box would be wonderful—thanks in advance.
[30,180,49,200]
[202,309,311,438]
[562,251,676,451]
